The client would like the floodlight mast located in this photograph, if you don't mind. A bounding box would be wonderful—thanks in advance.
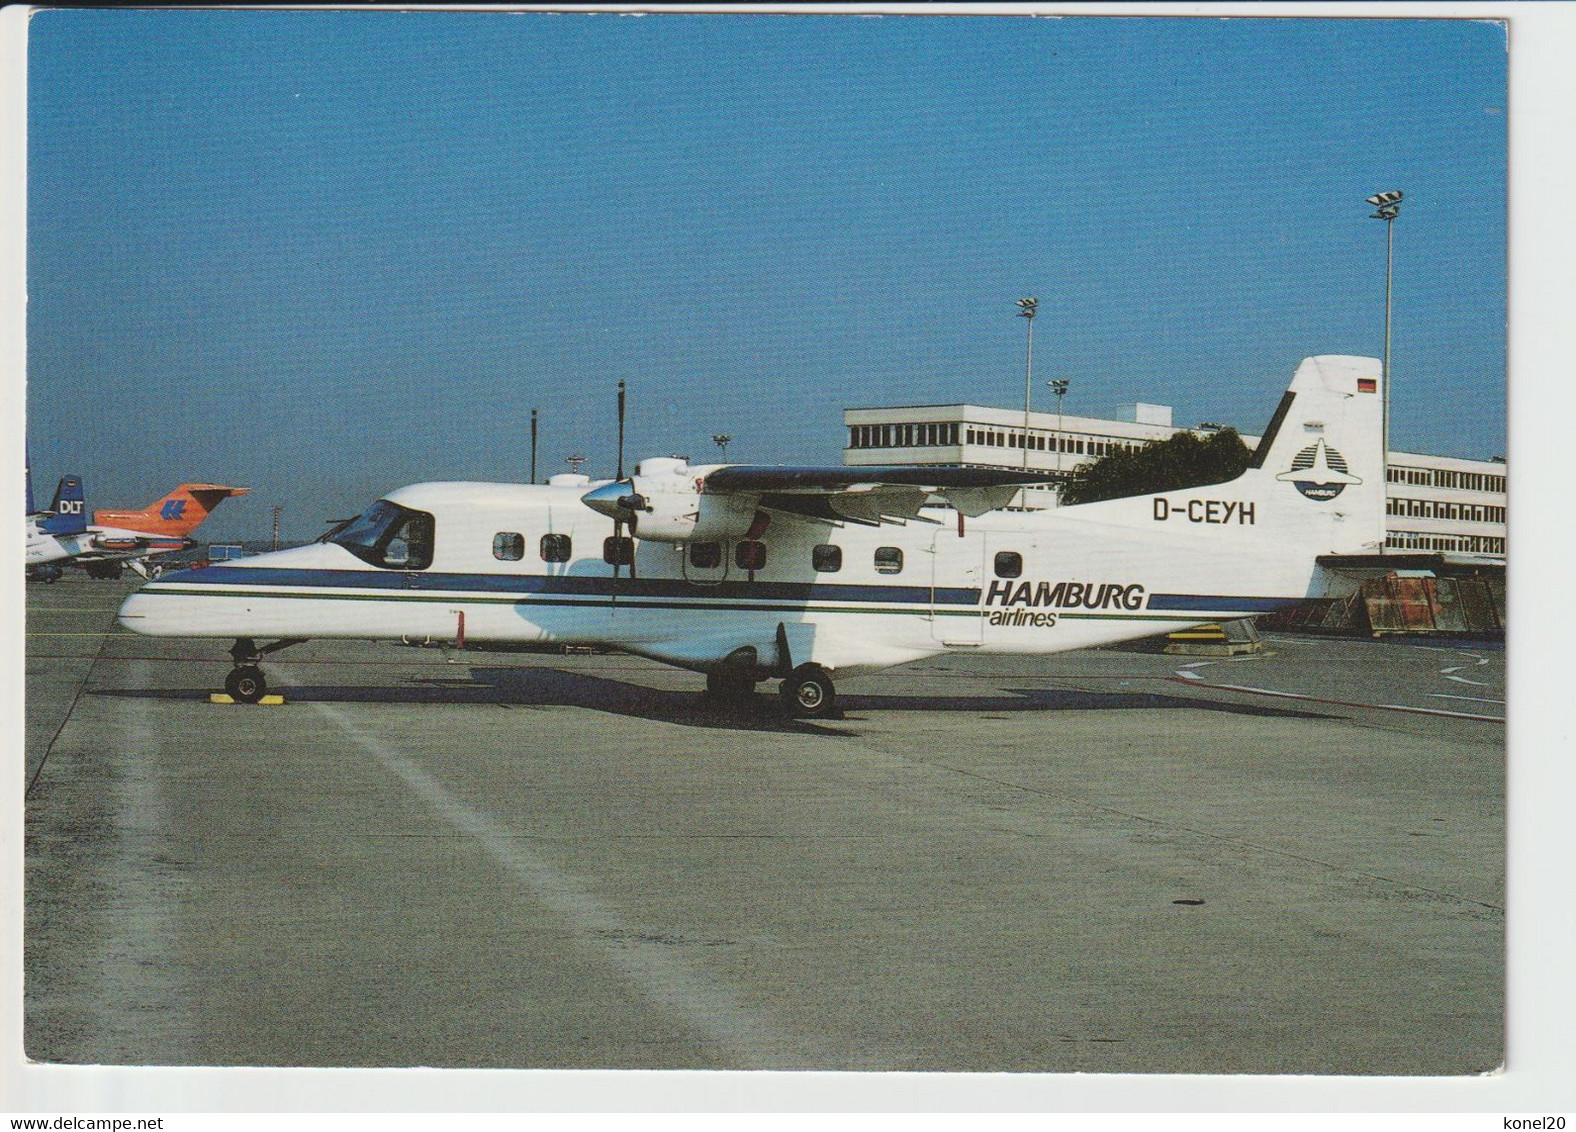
[1016,297,1038,472]
[1366,190,1403,511]
[1048,378,1070,479]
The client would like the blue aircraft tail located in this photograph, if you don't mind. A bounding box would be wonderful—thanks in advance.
[39,474,88,536]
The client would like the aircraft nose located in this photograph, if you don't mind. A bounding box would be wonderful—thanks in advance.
[116,588,154,633]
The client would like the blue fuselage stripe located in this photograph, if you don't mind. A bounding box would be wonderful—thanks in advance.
[157,565,978,605]
[1145,593,1302,613]
[151,566,1300,615]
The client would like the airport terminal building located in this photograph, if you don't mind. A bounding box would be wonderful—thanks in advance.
[842,400,1506,560]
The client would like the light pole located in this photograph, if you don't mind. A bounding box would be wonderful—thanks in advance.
[1367,190,1403,494]
[1047,378,1070,478]
[712,434,732,462]
[1016,297,1038,470]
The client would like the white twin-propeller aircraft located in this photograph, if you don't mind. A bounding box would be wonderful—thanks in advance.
[118,355,1385,716]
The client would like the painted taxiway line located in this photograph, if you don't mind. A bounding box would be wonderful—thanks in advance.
[1409,643,1504,655]
[282,667,828,1069]
[1167,677,1504,723]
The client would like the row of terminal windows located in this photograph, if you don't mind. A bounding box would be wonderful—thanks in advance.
[1386,499,1506,523]
[848,423,961,449]
[1387,466,1506,493]
[847,421,1137,460]
[493,530,1028,580]
[963,429,1134,458]
[1386,531,1506,555]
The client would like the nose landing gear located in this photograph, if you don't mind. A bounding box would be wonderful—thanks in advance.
[224,664,267,704]
[222,638,306,704]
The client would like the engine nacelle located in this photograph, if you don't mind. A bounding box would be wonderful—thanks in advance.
[628,488,757,543]
[582,461,761,543]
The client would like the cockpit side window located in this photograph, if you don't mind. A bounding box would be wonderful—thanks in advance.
[329,500,435,569]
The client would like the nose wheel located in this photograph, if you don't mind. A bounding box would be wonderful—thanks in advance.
[779,664,837,718]
[224,665,267,704]
[220,637,305,704]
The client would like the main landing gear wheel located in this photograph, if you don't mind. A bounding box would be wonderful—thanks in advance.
[224,665,267,704]
[779,664,837,718]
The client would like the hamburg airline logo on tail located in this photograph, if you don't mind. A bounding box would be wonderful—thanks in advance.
[1276,438,1362,501]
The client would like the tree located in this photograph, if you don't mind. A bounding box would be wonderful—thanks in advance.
[1058,428,1252,506]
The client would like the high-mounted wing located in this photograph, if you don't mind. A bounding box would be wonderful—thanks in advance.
[583,463,1062,540]
[701,465,1059,522]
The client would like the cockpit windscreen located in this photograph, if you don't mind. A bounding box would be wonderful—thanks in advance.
[329,500,435,569]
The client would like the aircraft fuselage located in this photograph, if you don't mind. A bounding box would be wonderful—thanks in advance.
[118,477,1317,679]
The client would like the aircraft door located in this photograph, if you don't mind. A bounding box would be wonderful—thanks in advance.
[980,533,1036,642]
[384,508,434,588]
[930,529,984,644]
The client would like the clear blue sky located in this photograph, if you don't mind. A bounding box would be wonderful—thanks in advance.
[26,10,1506,543]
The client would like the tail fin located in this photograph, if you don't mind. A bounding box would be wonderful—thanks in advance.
[1050,355,1386,620]
[39,475,88,536]
[1238,354,1386,555]
[93,483,250,537]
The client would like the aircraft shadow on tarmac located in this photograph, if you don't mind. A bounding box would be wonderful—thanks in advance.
[97,665,1333,733]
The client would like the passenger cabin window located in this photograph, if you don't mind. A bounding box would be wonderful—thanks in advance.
[812,544,842,573]
[736,540,767,571]
[329,500,435,570]
[603,536,634,566]
[874,546,903,575]
[540,533,571,563]
[493,532,525,561]
[994,551,1023,578]
[689,541,721,568]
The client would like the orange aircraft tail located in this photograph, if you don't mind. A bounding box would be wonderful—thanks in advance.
[94,484,250,538]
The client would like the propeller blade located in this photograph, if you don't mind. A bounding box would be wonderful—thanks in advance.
[616,380,626,482]
[611,514,621,606]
